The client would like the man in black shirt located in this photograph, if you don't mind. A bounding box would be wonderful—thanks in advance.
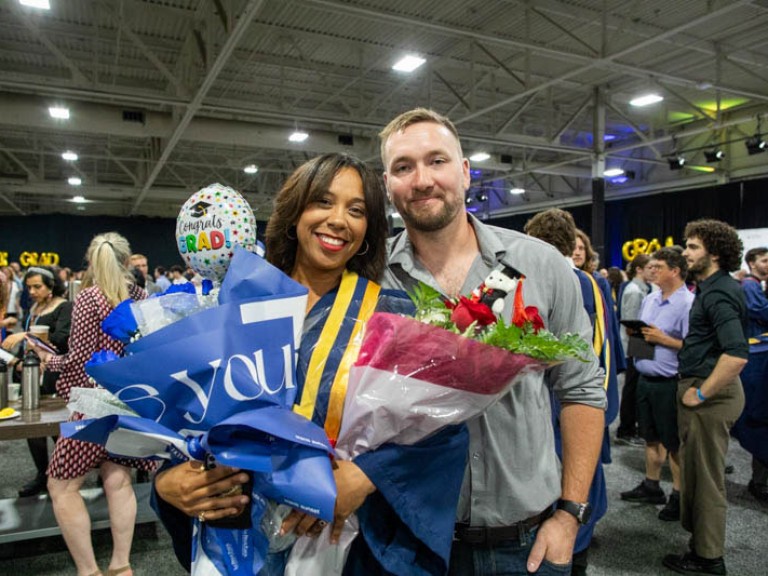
[663,220,748,576]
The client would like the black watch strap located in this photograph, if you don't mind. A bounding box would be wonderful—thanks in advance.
[557,499,592,525]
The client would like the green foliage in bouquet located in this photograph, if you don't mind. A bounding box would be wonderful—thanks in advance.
[409,281,591,363]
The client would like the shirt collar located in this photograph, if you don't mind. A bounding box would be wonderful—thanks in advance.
[696,269,729,293]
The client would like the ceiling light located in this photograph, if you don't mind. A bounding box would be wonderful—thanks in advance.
[475,191,488,202]
[71,195,86,203]
[19,0,50,9]
[629,93,664,107]
[465,196,473,205]
[745,136,766,155]
[289,131,308,143]
[49,106,70,119]
[668,156,686,170]
[469,152,491,162]
[62,150,78,161]
[603,134,617,142]
[509,187,525,195]
[243,164,258,174]
[392,55,426,73]
[68,176,82,186]
[603,168,624,177]
[704,150,724,163]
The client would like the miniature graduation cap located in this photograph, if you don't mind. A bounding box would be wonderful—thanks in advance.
[190,200,212,218]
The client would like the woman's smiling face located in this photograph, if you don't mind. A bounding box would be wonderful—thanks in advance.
[293,167,368,278]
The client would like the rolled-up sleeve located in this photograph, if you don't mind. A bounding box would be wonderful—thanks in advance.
[544,258,607,409]
[707,289,749,359]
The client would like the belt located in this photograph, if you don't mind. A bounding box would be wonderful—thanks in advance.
[454,507,553,547]
[640,374,677,383]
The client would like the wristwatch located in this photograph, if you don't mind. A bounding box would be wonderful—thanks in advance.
[557,499,592,525]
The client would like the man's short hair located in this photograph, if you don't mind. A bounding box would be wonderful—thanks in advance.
[523,208,577,257]
[155,265,166,275]
[379,107,463,163]
[652,247,688,278]
[684,219,743,272]
[130,253,147,263]
[169,264,184,274]
[745,247,768,267]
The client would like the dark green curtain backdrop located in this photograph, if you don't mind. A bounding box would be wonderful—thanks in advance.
[1,178,766,270]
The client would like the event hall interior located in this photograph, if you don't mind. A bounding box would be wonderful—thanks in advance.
[1,1,768,575]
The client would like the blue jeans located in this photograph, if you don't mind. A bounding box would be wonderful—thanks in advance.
[449,530,573,576]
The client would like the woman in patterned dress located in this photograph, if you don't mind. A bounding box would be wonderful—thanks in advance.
[30,232,156,576]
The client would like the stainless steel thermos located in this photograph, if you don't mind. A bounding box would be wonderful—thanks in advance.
[21,350,40,410]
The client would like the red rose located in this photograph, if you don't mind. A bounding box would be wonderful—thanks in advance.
[525,306,545,333]
[450,296,497,332]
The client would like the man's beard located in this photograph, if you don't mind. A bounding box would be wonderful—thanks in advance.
[688,254,712,279]
[398,194,463,233]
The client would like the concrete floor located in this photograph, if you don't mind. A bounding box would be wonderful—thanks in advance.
[0,427,765,575]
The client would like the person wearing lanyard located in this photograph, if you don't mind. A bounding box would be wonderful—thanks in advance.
[1,265,72,497]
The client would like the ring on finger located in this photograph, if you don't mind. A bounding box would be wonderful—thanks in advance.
[198,511,207,523]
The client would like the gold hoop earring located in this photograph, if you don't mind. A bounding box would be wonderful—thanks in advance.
[356,240,369,256]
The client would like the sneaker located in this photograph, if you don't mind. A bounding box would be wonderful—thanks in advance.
[615,434,644,447]
[621,481,667,504]
[18,474,47,498]
[662,551,726,575]
[659,493,680,521]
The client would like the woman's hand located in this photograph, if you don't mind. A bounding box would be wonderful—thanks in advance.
[24,337,53,364]
[154,460,250,522]
[1,331,26,351]
[330,460,375,544]
[279,459,376,543]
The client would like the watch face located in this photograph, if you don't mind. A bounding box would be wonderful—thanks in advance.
[578,503,592,524]
[559,500,592,525]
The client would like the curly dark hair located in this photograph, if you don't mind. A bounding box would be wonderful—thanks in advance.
[652,247,688,278]
[523,208,577,257]
[23,265,67,297]
[265,153,387,281]
[684,219,743,272]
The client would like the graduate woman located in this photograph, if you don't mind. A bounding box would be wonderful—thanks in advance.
[153,153,468,576]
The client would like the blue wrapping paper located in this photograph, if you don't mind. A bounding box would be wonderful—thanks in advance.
[74,249,338,575]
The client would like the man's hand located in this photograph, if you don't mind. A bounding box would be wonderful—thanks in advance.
[154,461,249,522]
[526,510,579,572]
[640,324,666,345]
[681,386,703,408]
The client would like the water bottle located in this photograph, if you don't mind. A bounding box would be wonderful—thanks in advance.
[21,350,40,410]
[0,360,7,409]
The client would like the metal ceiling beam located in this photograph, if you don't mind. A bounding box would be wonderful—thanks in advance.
[456,0,753,123]
[130,0,266,214]
[495,94,537,136]
[550,95,591,143]
[8,3,88,85]
[0,144,39,182]
[102,3,190,98]
[299,0,761,109]
[0,192,26,216]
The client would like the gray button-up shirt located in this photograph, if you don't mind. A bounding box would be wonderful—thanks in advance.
[381,215,606,526]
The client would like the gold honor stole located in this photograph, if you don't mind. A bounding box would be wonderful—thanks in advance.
[292,270,381,443]
[586,273,611,392]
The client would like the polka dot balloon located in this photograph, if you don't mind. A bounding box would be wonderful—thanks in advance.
[176,183,258,282]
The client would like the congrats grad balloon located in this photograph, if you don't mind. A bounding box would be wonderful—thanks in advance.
[176,183,258,282]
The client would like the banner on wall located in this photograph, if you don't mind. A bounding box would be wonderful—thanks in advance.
[737,228,768,272]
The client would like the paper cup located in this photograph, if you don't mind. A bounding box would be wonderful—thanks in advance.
[30,325,50,342]
[8,383,21,402]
